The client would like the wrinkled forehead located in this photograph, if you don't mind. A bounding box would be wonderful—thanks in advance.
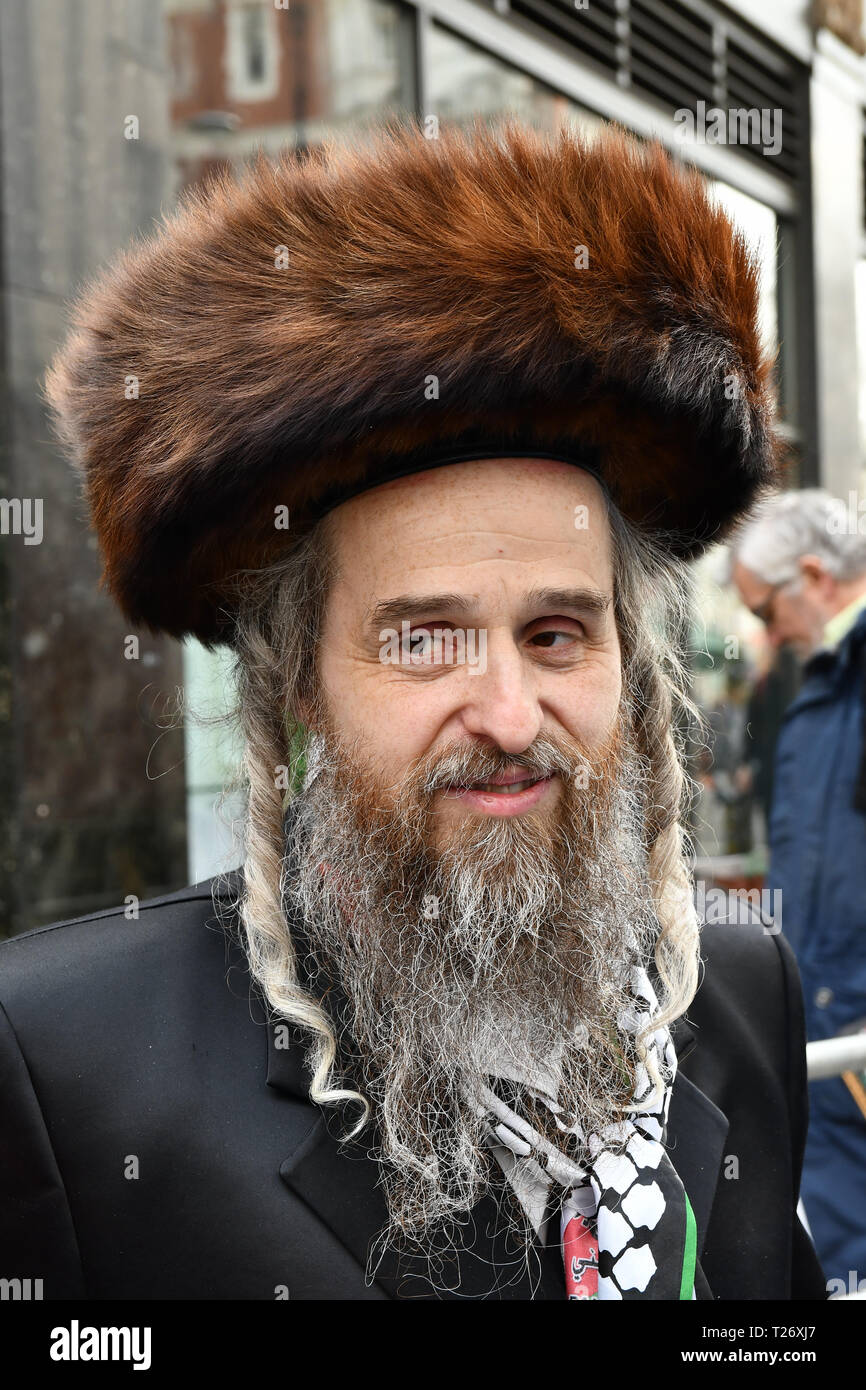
[325,456,613,582]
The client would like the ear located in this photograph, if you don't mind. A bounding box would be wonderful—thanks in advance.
[798,553,828,591]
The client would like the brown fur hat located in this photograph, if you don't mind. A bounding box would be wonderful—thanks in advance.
[44,119,780,647]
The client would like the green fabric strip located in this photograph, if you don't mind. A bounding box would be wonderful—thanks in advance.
[680,1192,698,1300]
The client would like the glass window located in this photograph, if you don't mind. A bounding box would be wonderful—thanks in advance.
[855,258,866,466]
[182,642,246,886]
[169,0,415,196]
[709,179,780,363]
[689,546,779,881]
[322,0,411,124]
[686,177,789,889]
[226,4,279,102]
[427,22,602,134]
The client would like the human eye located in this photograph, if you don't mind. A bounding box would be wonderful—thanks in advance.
[401,626,434,661]
[527,619,585,654]
[529,629,579,648]
[400,624,461,665]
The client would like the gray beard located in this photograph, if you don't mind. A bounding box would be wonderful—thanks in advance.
[281,714,663,1259]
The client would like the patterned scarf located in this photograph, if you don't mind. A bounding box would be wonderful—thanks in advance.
[472,964,697,1300]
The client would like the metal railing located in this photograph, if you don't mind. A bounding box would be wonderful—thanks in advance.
[806,1034,866,1081]
[803,1035,866,1299]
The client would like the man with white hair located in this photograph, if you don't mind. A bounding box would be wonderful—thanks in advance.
[731,489,866,659]
[731,488,866,1286]
[0,122,826,1300]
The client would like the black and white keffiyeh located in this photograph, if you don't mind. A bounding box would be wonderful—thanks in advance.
[472,964,697,1300]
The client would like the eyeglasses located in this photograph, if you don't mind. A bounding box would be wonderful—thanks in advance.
[751,575,798,626]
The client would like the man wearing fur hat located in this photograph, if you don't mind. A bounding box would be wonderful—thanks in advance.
[0,122,825,1300]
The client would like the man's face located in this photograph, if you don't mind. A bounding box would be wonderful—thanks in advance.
[286,458,665,1259]
[316,456,622,843]
[732,558,826,658]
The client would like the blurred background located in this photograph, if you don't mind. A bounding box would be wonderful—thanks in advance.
[1,0,865,934]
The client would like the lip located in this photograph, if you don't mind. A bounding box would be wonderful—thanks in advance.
[466,769,535,786]
[441,773,555,816]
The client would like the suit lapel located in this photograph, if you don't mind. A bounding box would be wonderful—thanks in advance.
[267,1020,566,1298]
[277,1110,567,1299]
[665,1071,729,1258]
[665,1014,729,1299]
[267,1004,728,1299]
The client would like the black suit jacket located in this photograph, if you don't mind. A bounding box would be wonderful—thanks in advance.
[0,870,826,1300]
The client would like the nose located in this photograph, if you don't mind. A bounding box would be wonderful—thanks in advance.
[456,636,544,753]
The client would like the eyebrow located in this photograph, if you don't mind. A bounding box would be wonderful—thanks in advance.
[525,586,612,617]
[367,586,612,634]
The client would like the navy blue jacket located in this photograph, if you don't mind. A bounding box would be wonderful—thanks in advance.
[767,606,866,1043]
[766,607,866,1282]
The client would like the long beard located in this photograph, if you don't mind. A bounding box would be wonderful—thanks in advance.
[282,707,663,1261]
